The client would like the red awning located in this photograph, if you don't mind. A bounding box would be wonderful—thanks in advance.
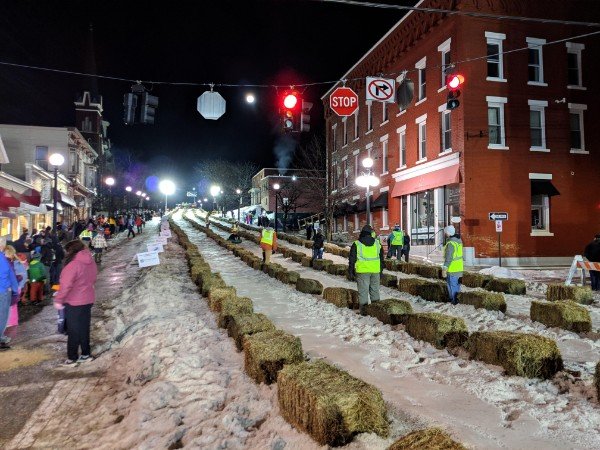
[0,187,23,210]
[17,188,41,207]
[391,164,460,197]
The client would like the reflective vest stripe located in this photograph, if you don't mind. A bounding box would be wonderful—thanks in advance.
[355,240,381,273]
[261,230,274,246]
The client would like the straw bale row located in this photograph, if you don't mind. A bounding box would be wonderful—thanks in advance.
[457,291,507,313]
[388,427,466,450]
[530,300,591,332]
[363,299,413,325]
[323,287,359,309]
[545,283,594,305]
[404,313,468,349]
[485,277,527,295]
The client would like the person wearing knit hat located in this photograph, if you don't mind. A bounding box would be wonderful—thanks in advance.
[442,225,463,305]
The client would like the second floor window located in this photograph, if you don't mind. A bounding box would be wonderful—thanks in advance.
[343,159,348,187]
[486,32,506,80]
[354,111,359,139]
[382,103,388,123]
[529,100,547,150]
[418,122,427,160]
[35,146,48,170]
[527,38,545,84]
[569,104,586,151]
[382,140,388,173]
[367,102,373,131]
[440,110,451,152]
[343,120,348,146]
[566,42,585,88]
[399,127,406,167]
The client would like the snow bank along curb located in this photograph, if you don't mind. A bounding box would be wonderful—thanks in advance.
[206,213,597,337]
[184,212,567,381]
[170,217,392,446]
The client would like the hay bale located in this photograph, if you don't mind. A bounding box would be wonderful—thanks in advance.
[243,330,303,384]
[397,278,429,296]
[466,331,563,379]
[267,264,285,278]
[384,259,401,271]
[301,256,313,267]
[327,264,349,276]
[404,313,468,349]
[296,278,324,295]
[252,260,263,271]
[461,272,494,288]
[457,291,507,312]
[388,427,466,450]
[398,262,418,275]
[380,273,398,288]
[530,301,591,332]
[208,287,237,312]
[291,252,305,263]
[312,259,333,271]
[545,284,594,305]
[218,296,253,329]
[416,282,449,303]
[277,270,300,285]
[227,313,276,351]
[201,274,227,297]
[363,299,413,325]
[322,287,359,309]
[485,278,526,295]
[416,265,443,279]
[277,360,388,446]
[340,248,350,258]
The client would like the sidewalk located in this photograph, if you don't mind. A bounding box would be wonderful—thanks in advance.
[0,226,154,448]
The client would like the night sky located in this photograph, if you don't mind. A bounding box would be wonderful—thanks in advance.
[0,0,409,200]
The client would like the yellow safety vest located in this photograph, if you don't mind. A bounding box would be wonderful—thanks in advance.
[391,230,404,246]
[445,240,464,273]
[79,230,92,239]
[354,240,381,273]
[261,229,274,246]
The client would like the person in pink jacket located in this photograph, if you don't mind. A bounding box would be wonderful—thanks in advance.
[54,240,98,365]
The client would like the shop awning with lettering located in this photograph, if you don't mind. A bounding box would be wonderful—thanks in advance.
[391,164,460,198]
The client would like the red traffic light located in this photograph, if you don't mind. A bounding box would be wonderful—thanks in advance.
[446,74,465,90]
[283,93,298,109]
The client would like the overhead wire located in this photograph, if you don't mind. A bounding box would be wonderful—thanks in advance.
[316,0,600,28]
[0,29,598,90]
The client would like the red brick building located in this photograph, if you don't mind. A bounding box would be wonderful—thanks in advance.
[322,0,600,266]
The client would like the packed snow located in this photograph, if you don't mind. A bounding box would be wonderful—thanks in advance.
[179,211,600,449]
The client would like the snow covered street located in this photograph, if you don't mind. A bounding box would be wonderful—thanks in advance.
[178,211,600,449]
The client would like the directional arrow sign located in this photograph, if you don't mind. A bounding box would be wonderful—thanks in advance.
[366,77,396,103]
[489,212,508,221]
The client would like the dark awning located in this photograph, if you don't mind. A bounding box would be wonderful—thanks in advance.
[372,192,389,208]
[531,180,560,196]
[333,203,346,217]
[345,202,358,214]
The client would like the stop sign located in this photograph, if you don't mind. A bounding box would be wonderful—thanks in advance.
[330,87,359,117]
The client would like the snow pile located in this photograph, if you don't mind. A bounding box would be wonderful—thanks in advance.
[479,266,525,280]
[177,215,600,449]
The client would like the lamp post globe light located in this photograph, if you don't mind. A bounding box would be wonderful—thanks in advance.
[105,176,116,218]
[48,153,64,233]
[355,157,380,226]
[159,180,176,211]
[236,189,243,223]
[273,183,280,232]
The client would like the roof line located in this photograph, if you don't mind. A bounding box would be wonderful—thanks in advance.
[320,0,425,100]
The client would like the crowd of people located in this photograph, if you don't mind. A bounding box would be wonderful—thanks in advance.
[0,210,154,365]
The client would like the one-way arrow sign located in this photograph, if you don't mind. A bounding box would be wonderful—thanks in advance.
[489,212,508,221]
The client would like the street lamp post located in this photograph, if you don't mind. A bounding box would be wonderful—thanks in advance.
[210,185,220,212]
[273,183,280,232]
[125,186,132,211]
[105,176,115,219]
[159,180,176,211]
[48,153,64,233]
[355,157,379,227]
[236,188,242,223]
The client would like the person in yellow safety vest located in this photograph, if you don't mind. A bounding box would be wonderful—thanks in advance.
[348,225,385,315]
[79,225,94,247]
[442,225,464,305]
[386,224,404,260]
[259,226,277,264]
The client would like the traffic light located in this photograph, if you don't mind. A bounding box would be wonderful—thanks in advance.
[281,91,299,132]
[446,72,464,110]
[140,92,159,125]
[123,93,138,125]
[300,100,313,132]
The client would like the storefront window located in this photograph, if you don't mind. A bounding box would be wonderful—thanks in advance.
[411,190,435,245]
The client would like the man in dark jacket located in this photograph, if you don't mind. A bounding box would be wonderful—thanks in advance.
[584,234,600,290]
[401,233,411,263]
[312,229,324,260]
[348,225,385,315]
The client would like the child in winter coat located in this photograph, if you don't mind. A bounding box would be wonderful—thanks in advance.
[91,227,108,263]
[27,253,46,302]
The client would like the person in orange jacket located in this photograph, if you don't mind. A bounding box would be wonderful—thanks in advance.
[259,226,277,264]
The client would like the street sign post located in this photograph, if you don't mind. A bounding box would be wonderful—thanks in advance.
[488,212,508,221]
[329,87,359,117]
[186,191,197,198]
[366,77,396,103]
[489,213,507,266]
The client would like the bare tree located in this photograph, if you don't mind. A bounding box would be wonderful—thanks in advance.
[274,178,310,231]
[195,159,259,211]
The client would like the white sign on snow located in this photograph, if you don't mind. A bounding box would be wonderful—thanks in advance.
[147,243,164,253]
[137,251,160,268]
[149,236,168,245]
[366,77,396,103]
[197,91,226,120]
[495,220,503,233]
[160,229,172,238]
